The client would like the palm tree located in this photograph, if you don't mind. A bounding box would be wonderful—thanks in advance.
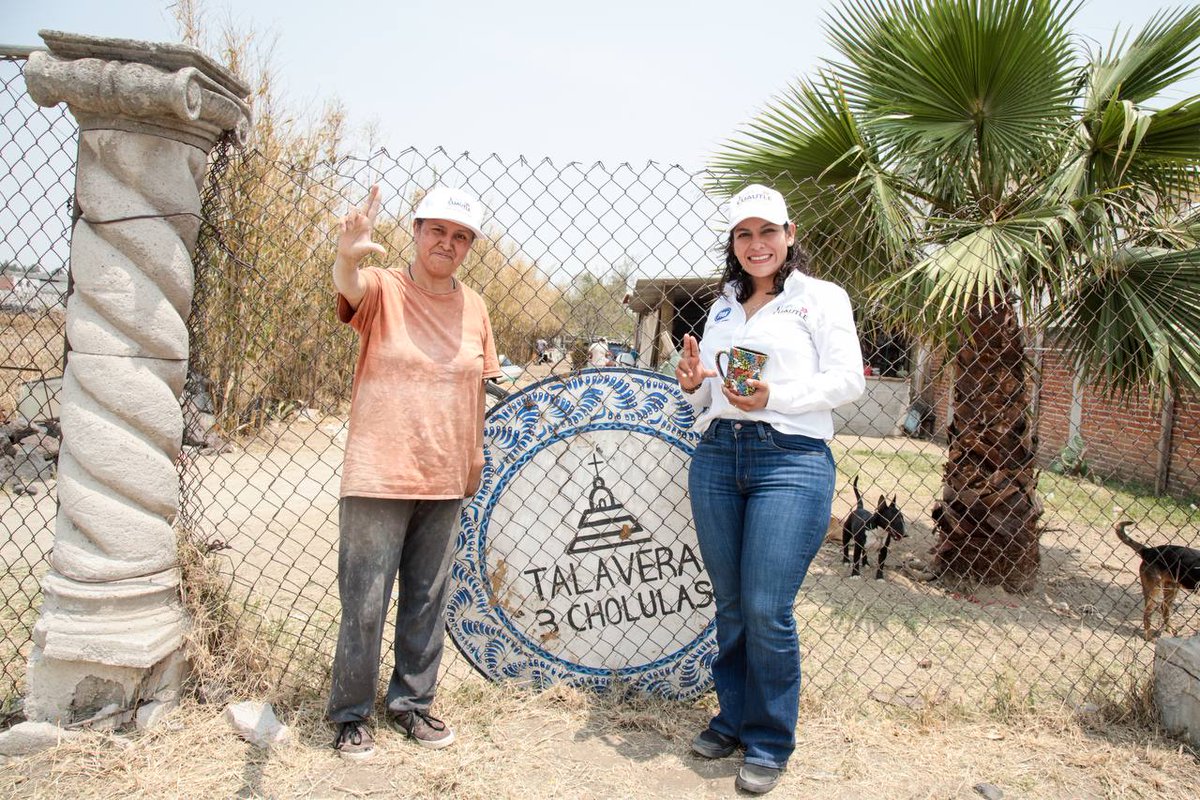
[711,0,1200,592]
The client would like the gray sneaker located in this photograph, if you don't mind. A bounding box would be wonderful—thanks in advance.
[691,727,738,759]
[333,720,375,761]
[389,709,456,750]
[736,763,782,794]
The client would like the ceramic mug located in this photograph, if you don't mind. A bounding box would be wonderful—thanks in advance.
[715,346,768,396]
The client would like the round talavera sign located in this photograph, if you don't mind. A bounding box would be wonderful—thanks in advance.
[448,368,716,699]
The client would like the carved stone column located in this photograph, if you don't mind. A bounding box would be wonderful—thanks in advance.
[22,30,250,724]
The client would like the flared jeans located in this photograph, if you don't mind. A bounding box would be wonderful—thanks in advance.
[688,419,835,769]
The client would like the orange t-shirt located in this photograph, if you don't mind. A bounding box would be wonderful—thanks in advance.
[337,267,501,499]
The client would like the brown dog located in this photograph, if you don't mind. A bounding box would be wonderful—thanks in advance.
[1115,520,1200,640]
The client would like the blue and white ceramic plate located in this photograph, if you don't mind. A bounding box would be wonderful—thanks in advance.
[448,368,715,699]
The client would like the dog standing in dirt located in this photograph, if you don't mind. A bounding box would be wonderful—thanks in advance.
[1115,519,1200,640]
[842,476,907,580]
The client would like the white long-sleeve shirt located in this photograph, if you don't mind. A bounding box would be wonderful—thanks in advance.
[685,272,866,439]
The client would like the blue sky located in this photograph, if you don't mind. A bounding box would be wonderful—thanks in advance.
[5,0,1199,167]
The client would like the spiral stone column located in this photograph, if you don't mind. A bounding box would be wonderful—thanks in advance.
[21,30,250,724]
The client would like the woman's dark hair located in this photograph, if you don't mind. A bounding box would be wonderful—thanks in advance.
[718,223,810,303]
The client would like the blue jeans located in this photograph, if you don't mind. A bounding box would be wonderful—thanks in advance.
[688,419,835,769]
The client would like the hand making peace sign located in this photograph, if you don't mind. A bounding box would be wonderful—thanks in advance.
[675,334,717,393]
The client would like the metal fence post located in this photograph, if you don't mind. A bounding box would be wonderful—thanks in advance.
[20,30,250,724]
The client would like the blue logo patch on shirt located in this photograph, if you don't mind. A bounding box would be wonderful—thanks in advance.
[714,308,732,322]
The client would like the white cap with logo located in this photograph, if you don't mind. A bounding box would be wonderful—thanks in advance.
[414,185,486,240]
[725,183,790,233]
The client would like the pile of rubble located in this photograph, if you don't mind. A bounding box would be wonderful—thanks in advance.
[1,417,59,496]
[1,372,225,501]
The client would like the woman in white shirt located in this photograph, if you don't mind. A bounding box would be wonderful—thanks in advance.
[676,184,864,795]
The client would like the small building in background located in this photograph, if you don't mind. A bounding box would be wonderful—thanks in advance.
[1,262,68,311]
[625,277,714,372]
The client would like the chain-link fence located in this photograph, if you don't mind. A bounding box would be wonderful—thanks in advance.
[179,142,1200,713]
[3,43,1198,718]
[0,50,75,720]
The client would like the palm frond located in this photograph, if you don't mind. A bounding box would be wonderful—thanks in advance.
[874,203,1078,334]
[1129,97,1200,162]
[710,73,868,189]
[1040,247,1200,398]
[825,0,1080,200]
[1053,91,1200,238]
[1085,6,1200,108]
[1134,205,1200,250]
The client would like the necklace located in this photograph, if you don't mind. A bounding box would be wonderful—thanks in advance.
[408,265,457,293]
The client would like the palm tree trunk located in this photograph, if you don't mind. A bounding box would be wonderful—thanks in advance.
[931,300,1041,593]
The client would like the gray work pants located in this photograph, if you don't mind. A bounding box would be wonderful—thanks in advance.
[326,496,462,723]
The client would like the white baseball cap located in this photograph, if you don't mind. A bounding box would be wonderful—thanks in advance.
[414,185,486,241]
[725,183,790,233]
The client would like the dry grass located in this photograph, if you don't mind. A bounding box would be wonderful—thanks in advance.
[0,565,42,721]
[1,680,1196,799]
[178,534,289,704]
[0,468,55,710]
[0,309,63,420]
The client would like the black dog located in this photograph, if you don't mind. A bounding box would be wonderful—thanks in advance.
[841,476,907,580]
[1115,520,1200,640]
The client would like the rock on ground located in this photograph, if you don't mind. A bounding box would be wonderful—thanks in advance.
[223,701,290,748]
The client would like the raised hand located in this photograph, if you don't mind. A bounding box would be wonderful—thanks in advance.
[336,184,387,266]
[675,334,716,392]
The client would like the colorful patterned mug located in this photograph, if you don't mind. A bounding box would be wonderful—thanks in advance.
[715,346,769,396]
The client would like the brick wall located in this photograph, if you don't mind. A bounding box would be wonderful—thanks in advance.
[920,342,1200,499]
[1168,392,1200,498]
[1034,345,1073,465]
[921,348,954,442]
[1077,385,1163,487]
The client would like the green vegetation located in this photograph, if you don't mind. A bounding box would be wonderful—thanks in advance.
[713,0,1200,590]
[181,9,570,436]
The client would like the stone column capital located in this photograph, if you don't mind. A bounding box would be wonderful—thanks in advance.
[24,29,251,151]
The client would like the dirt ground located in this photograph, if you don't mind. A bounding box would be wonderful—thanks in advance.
[0,310,64,420]
[2,681,1198,799]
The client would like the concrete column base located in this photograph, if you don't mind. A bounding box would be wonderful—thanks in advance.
[25,649,187,726]
[24,569,188,724]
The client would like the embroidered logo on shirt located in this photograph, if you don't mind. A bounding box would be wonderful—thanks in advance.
[713,308,732,322]
[775,305,809,320]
